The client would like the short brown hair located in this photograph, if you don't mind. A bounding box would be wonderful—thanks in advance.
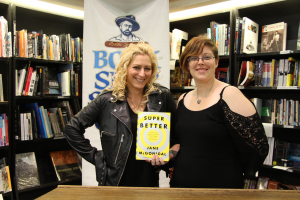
[179,37,219,73]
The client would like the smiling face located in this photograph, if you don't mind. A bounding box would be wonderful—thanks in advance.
[126,54,152,93]
[188,46,218,82]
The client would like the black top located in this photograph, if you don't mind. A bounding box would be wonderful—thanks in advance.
[119,104,159,187]
[170,86,269,188]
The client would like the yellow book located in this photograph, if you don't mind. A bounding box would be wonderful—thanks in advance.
[270,59,276,86]
[136,112,170,161]
[286,57,296,86]
[48,38,53,60]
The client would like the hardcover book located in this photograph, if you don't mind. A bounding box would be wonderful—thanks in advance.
[136,112,170,161]
[241,17,259,54]
[170,29,188,60]
[261,22,287,53]
[44,66,60,95]
[15,152,40,190]
[1,166,12,193]
[49,150,81,181]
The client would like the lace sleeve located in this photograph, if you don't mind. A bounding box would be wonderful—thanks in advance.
[220,99,269,179]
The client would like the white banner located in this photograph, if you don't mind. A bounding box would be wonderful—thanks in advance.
[83,0,170,186]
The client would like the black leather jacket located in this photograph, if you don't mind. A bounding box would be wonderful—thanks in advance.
[64,85,177,186]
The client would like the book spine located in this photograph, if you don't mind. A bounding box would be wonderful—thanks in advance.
[39,107,49,138]
[24,67,33,95]
[4,114,8,146]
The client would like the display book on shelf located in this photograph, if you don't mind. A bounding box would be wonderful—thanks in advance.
[14,150,81,190]
[0,157,12,194]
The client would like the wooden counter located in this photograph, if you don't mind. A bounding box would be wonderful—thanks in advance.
[36,185,300,200]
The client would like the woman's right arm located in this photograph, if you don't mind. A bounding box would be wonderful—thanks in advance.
[64,96,102,165]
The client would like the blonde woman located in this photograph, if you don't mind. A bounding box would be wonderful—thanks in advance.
[64,42,176,187]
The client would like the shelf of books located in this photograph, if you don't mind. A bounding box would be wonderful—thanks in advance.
[235,0,300,190]
[169,9,234,101]
[1,2,85,200]
[0,1,14,200]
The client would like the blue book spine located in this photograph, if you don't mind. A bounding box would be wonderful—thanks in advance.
[39,107,48,138]
[24,103,46,138]
[0,116,3,146]
[44,108,54,138]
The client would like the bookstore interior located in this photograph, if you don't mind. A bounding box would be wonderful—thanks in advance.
[0,0,299,199]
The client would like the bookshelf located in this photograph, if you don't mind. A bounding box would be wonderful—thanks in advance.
[169,9,235,95]
[0,1,13,200]
[170,0,300,189]
[7,3,83,200]
[236,0,300,187]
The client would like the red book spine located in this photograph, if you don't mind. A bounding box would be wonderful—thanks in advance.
[24,67,33,96]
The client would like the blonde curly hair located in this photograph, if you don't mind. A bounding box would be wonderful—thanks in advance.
[107,41,160,103]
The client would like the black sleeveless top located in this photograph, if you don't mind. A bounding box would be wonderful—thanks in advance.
[170,86,269,188]
[118,104,159,187]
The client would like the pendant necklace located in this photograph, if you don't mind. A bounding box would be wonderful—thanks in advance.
[128,96,143,113]
[196,79,215,104]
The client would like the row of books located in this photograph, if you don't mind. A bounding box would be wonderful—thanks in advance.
[15,29,83,62]
[0,74,4,101]
[0,113,9,147]
[208,21,230,56]
[16,64,81,97]
[238,57,300,87]
[252,98,300,126]
[0,158,12,193]
[245,177,300,190]
[235,17,287,54]
[0,16,12,58]
[15,150,81,190]
[16,99,81,141]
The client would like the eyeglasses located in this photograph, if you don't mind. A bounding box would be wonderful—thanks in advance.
[187,56,215,62]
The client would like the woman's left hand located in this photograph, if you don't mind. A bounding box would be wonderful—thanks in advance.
[145,155,167,172]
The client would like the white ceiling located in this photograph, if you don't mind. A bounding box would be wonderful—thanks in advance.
[38,0,228,13]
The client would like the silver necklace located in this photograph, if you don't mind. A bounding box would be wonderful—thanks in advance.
[128,96,143,113]
[196,79,215,104]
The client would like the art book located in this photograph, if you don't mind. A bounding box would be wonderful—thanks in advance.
[15,152,40,190]
[261,22,287,53]
[136,112,170,161]
[241,17,259,54]
[49,149,81,181]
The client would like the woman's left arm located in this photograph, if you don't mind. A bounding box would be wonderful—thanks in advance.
[222,86,269,179]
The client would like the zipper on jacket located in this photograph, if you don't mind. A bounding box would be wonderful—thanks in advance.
[112,108,133,186]
[114,134,124,164]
